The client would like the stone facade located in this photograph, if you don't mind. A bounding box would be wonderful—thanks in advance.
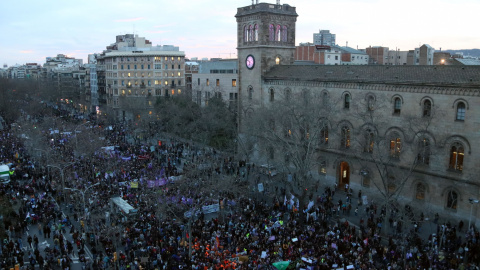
[236,2,480,223]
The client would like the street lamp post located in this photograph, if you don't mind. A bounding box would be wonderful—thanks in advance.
[468,198,479,230]
[65,182,100,230]
[47,162,74,201]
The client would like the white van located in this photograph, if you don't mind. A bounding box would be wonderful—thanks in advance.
[0,164,11,184]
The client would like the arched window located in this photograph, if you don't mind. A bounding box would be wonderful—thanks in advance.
[456,102,466,121]
[269,24,275,41]
[275,57,280,65]
[344,94,351,109]
[276,25,281,41]
[285,88,291,101]
[320,126,328,144]
[254,24,258,41]
[423,100,432,117]
[446,190,458,209]
[364,129,375,153]
[322,92,329,107]
[248,86,253,100]
[282,25,288,42]
[269,88,275,102]
[249,25,254,42]
[416,183,426,200]
[449,143,464,171]
[389,133,401,158]
[244,25,248,42]
[341,126,351,149]
[393,97,401,115]
[417,138,430,165]
[367,95,375,111]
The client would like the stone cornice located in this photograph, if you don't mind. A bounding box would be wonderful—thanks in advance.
[263,79,480,96]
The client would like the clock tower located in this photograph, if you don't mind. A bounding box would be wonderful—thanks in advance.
[235,1,298,130]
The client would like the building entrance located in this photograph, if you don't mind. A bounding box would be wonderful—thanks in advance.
[338,161,350,190]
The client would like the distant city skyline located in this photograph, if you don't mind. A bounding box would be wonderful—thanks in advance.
[1,0,479,66]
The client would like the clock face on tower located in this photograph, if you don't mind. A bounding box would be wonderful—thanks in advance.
[245,55,255,69]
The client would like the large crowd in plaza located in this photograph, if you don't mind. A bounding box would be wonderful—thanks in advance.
[1,109,480,270]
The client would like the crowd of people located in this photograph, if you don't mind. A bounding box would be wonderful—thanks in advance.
[1,108,480,269]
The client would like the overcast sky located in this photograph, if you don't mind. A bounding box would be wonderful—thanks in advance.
[1,0,479,66]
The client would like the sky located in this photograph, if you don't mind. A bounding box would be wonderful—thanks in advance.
[1,0,479,66]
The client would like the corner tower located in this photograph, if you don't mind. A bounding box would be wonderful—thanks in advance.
[236,2,298,129]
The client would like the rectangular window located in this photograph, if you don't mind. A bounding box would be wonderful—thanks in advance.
[141,65,144,70]
[198,78,200,85]
[134,65,137,70]
[178,80,182,86]
[216,79,220,86]
[206,79,210,86]
[121,65,124,70]
[232,79,237,87]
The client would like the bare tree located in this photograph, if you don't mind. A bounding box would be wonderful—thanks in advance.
[243,89,335,224]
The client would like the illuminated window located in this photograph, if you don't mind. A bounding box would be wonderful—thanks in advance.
[164,81,168,85]
[275,57,280,65]
[178,57,181,61]
[128,73,131,77]
[206,79,210,86]
[276,25,281,41]
[216,79,220,86]
[319,160,327,174]
[178,72,181,77]
[364,129,374,153]
[232,79,237,87]
[178,89,181,94]
[341,126,350,149]
[390,135,401,158]
[171,89,175,95]
[320,126,328,144]
[449,143,464,171]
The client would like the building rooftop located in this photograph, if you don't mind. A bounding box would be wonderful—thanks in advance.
[455,58,480,65]
[264,65,480,86]
[236,2,297,17]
